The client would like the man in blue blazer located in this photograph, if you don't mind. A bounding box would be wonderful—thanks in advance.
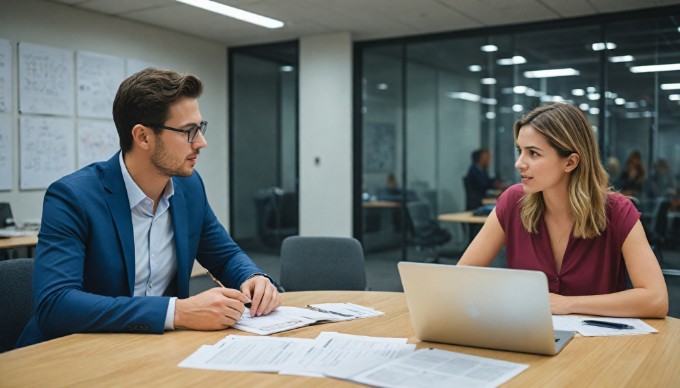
[17,68,280,348]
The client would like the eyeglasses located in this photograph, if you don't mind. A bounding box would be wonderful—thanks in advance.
[147,120,208,143]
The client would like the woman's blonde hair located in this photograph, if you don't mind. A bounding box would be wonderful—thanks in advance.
[513,103,610,239]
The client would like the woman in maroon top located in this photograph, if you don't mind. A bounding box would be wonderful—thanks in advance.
[458,103,668,318]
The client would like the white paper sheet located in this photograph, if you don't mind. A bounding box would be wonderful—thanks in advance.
[306,303,384,318]
[231,304,383,335]
[349,348,528,388]
[552,315,657,336]
[280,332,415,378]
[178,335,313,372]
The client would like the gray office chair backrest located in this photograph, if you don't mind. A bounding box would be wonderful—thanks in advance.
[0,258,34,352]
[406,201,434,234]
[279,236,367,291]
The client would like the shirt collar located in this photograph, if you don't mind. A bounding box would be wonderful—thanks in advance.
[119,152,174,210]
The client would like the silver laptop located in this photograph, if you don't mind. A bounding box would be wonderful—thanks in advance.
[398,262,575,355]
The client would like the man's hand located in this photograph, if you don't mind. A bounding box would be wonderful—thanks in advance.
[174,288,250,330]
[241,275,281,317]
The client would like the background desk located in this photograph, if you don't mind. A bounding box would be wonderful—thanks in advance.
[1,291,678,387]
[0,234,38,259]
[362,200,400,208]
[438,211,488,224]
[0,234,38,250]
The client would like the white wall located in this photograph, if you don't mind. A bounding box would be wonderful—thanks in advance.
[299,33,353,237]
[0,0,229,226]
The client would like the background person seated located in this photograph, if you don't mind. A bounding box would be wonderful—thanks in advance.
[464,148,505,211]
[614,150,647,198]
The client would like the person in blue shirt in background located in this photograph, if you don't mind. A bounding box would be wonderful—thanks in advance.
[17,68,280,348]
[465,148,505,210]
[464,148,505,242]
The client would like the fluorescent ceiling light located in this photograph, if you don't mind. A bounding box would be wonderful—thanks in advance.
[481,78,496,85]
[480,98,497,105]
[176,0,284,28]
[468,65,482,72]
[280,65,294,72]
[524,68,580,78]
[604,91,617,99]
[630,63,680,73]
[614,98,625,105]
[587,93,600,101]
[669,94,680,101]
[513,86,528,94]
[624,101,639,109]
[589,107,600,115]
[512,104,523,112]
[376,83,389,90]
[609,55,634,63]
[497,56,526,65]
[447,92,481,102]
[485,111,496,119]
[661,83,680,90]
[572,89,585,96]
[579,103,589,110]
[591,42,617,51]
[481,45,498,52]
[541,95,565,103]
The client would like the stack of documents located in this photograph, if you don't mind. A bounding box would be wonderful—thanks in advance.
[232,303,384,335]
[179,332,529,387]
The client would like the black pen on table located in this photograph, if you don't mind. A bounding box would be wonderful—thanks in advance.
[582,319,634,330]
[207,271,251,309]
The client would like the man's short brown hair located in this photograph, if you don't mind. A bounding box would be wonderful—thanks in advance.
[113,67,203,152]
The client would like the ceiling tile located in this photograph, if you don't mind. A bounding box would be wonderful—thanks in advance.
[539,0,598,17]
[43,0,680,46]
[439,0,560,26]
[78,0,172,15]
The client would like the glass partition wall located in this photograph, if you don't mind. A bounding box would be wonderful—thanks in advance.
[230,42,298,253]
[357,10,680,279]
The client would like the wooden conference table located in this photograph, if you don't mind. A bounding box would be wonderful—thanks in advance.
[1,291,678,387]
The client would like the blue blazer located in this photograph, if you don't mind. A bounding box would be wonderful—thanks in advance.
[17,152,263,347]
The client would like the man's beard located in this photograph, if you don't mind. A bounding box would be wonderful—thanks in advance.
[151,139,193,177]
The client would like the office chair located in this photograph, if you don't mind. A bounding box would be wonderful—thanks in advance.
[646,197,671,265]
[279,236,367,291]
[630,196,669,265]
[0,258,34,352]
[253,188,299,248]
[405,201,452,263]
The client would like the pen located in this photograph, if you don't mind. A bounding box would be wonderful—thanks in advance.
[207,271,251,309]
[582,320,634,330]
[306,305,354,317]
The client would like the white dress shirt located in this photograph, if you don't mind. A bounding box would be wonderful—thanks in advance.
[119,153,177,329]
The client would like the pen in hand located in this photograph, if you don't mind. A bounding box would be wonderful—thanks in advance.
[582,319,634,330]
[207,271,251,309]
